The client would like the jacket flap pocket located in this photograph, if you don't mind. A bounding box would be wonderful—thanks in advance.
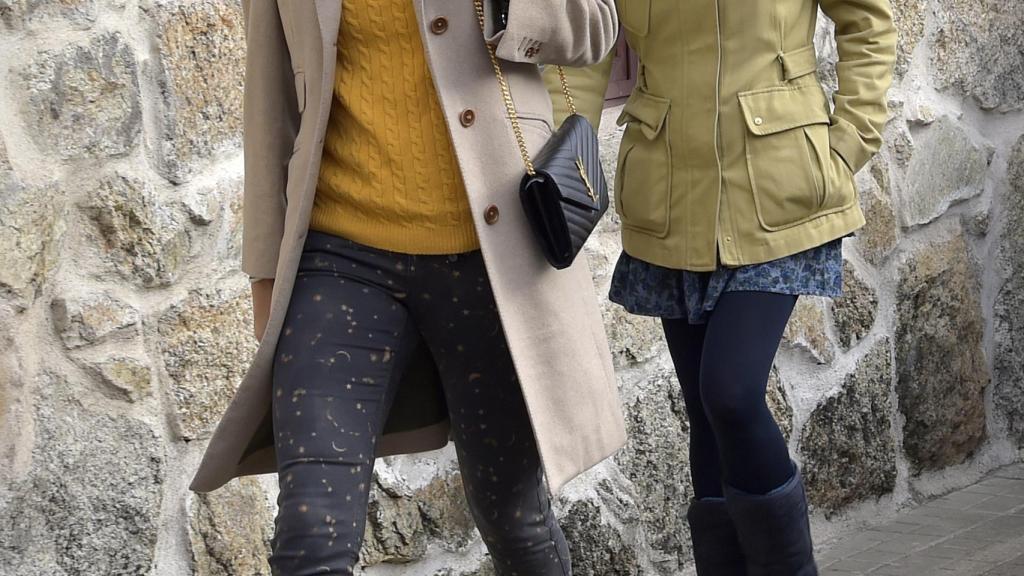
[738,85,830,135]
[616,89,670,139]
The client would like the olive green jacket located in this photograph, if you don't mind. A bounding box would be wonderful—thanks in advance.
[547,0,897,270]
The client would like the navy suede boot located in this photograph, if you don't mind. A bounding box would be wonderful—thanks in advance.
[687,497,748,575]
[723,463,818,576]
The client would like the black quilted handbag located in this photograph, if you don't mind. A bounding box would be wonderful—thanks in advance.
[474,0,609,270]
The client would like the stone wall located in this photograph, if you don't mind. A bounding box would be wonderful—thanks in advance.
[0,1,1021,575]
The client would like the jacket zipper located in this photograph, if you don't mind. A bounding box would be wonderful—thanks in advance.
[712,0,726,266]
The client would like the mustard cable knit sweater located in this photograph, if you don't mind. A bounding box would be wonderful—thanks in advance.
[310,0,479,254]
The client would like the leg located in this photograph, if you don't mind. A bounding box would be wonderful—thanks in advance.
[701,291,817,576]
[699,291,796,494]
[661,318,723,500]
[412,253,571,576]
[270,252,417,575]
[663,318,748,576]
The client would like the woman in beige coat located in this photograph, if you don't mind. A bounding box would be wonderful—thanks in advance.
[190,1,625,574]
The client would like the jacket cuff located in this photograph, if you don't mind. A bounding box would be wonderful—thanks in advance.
[485,0,548,64]
[828,116,873,174]
[241,246,280,282]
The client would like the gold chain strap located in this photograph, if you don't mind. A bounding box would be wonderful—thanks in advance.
[472,0,576,177]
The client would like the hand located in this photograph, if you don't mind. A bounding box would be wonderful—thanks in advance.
[251,278,275,342]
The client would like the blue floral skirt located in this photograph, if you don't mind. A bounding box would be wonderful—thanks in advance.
[609,239,844,324]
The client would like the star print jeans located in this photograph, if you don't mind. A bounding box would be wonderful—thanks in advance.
[269,230,571,576]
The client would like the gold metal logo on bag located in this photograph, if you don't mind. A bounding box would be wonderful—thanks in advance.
[577,157,597,203]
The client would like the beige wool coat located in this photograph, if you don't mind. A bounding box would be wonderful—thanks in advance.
[190,0,626,495]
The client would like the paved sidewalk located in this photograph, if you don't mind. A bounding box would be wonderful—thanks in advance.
[818,463,1024,575]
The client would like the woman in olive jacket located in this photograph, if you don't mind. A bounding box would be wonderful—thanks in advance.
[550,0,896,574]
[191,1,625,574]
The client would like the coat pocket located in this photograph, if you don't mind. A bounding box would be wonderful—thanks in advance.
[738,84,840,232]
[514,110,555,155]
[615,87,672,238]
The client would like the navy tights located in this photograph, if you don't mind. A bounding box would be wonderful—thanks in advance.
[662,291,797,498]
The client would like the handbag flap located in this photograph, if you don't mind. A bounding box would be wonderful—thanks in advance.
[529,114,608,212]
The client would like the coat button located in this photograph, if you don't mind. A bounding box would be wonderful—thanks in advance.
[753,116,764,126]
[484,205,500,225]
[430,17,449,35]
[459,109,476,127]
